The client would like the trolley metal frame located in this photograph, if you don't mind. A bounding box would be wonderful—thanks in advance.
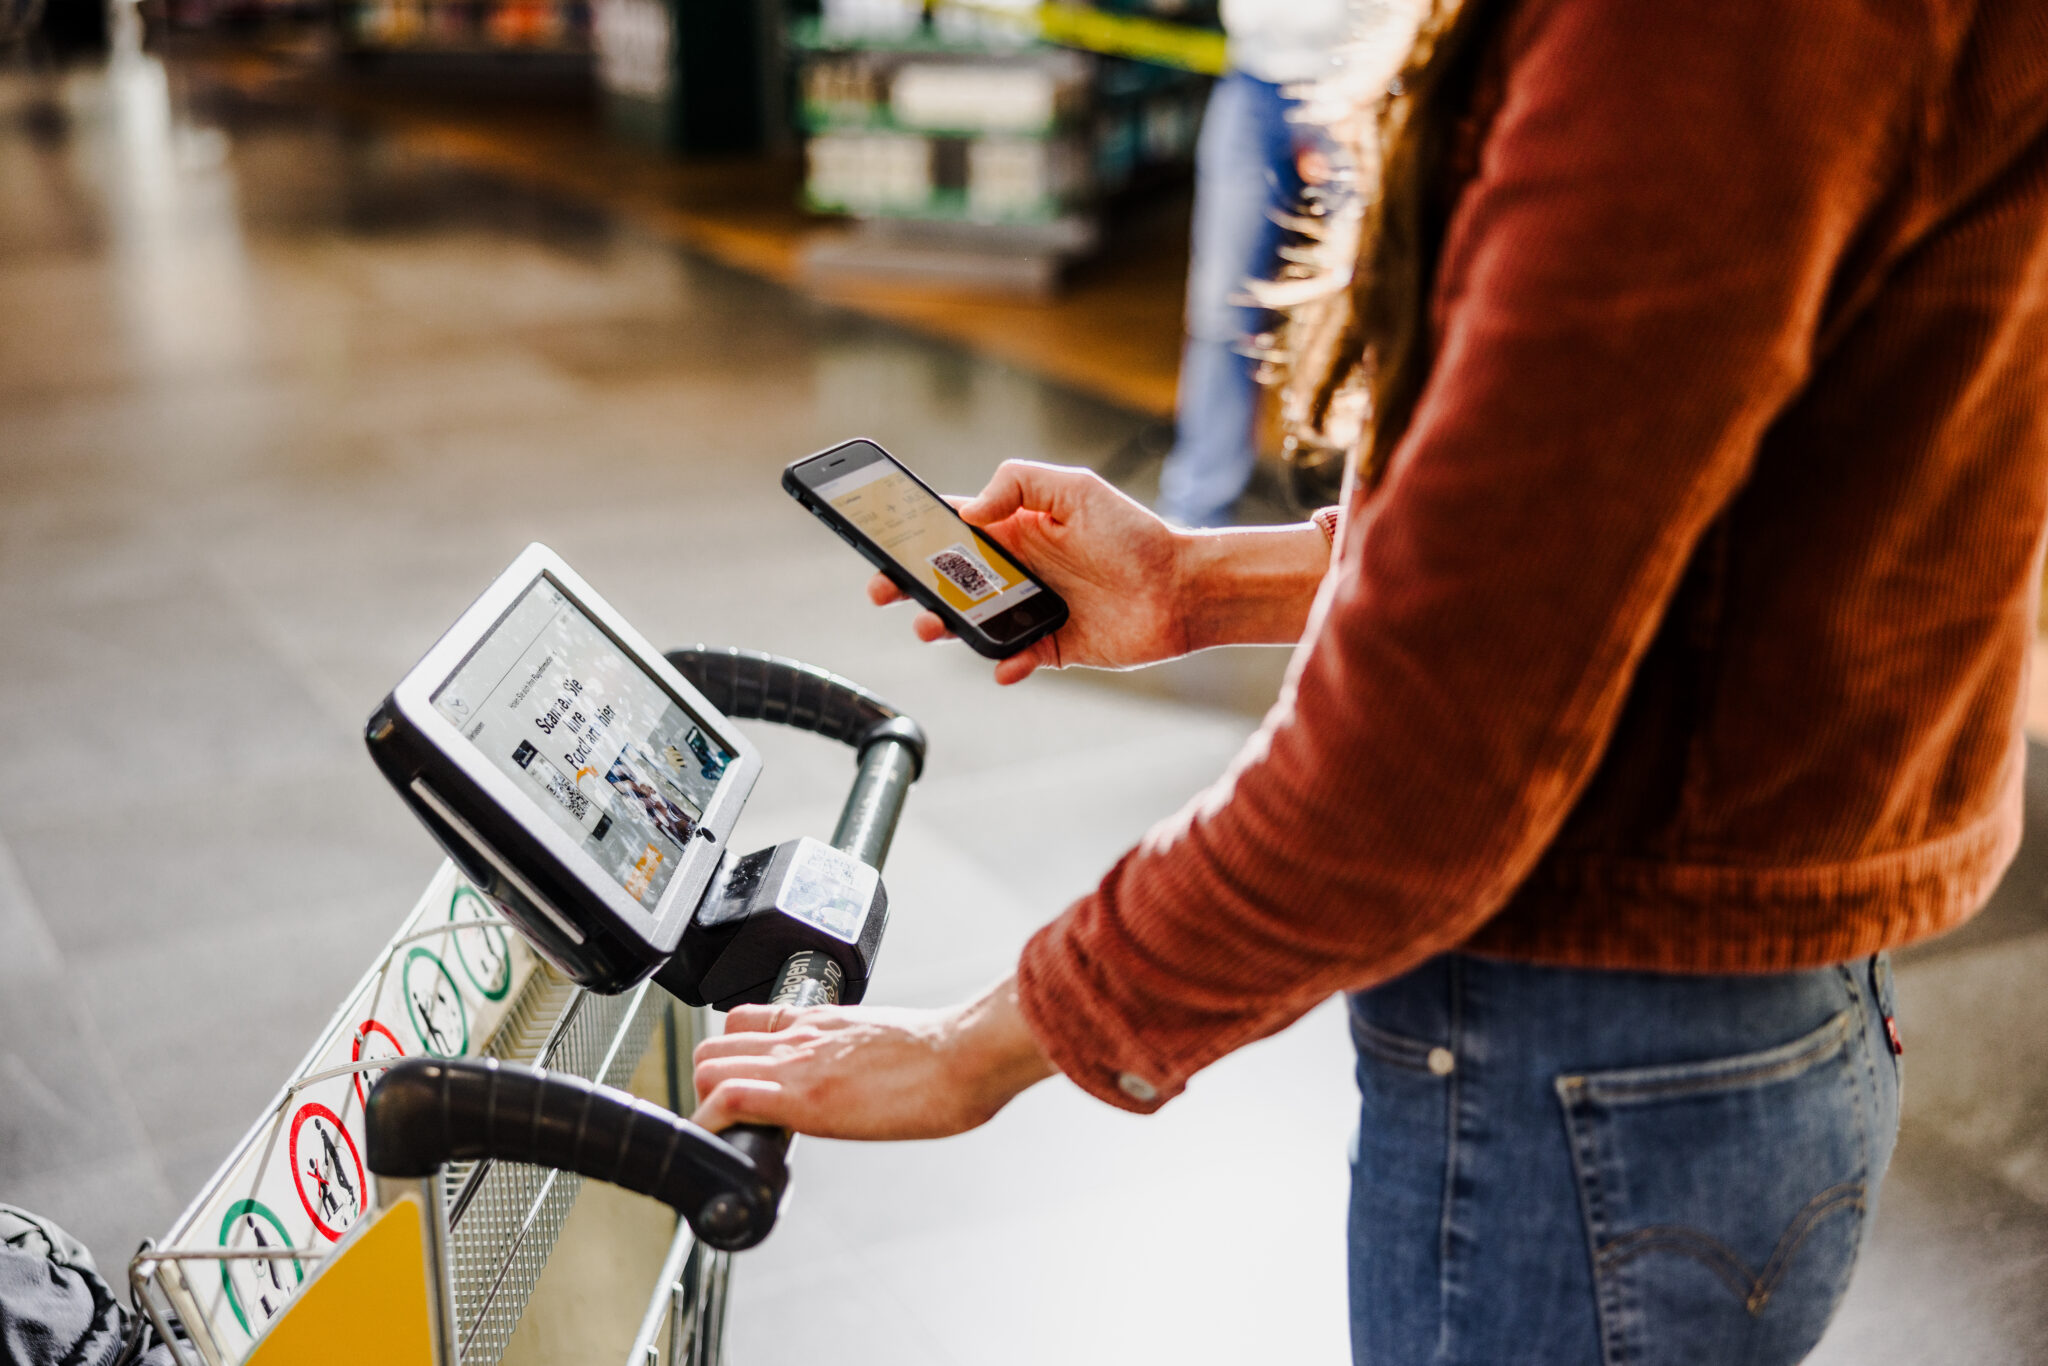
[128,648,924,1366]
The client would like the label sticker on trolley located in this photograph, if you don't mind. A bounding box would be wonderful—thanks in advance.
[216,1199,302,1338]
[289,1103,367,1241]
[172,862,539,1361]
[350,1020,404,1109]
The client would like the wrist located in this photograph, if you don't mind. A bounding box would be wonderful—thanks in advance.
[949,976,1058,1118]
[1176,522,1332,651]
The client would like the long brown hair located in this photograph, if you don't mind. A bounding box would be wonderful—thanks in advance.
[1292,0,1507,503]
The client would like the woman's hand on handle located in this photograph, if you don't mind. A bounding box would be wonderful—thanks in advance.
[869,461,1334,685]
[691,976,1057,1140]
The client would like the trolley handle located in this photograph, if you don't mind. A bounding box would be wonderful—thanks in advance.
[669,651,925,1211]
[363,943,848,1253]
[669,646,926,868]
[364,1057,785,1251]
[365,650,926,1253]
[665,646,927,772]
[701,941,846,1245]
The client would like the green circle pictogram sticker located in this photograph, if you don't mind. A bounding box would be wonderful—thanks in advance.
[449,885,513,1001]
[402,947,469,1057]
[218,1198,303,1336]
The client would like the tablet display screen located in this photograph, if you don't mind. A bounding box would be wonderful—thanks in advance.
[431,576,733,910]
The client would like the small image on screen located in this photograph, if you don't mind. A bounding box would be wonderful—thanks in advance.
[926,543,1006,601]
[812,452,1042,626]
[432,578,734,910]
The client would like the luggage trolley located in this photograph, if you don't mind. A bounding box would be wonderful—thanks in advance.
[129,645,927,1366]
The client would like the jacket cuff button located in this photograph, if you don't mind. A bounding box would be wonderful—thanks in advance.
[1426,1047,1456,1076]
[1117,1072,1159,1103]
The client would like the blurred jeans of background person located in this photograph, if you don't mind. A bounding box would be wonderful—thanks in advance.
[1155,0,1351,528]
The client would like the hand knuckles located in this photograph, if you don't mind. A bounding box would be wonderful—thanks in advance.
[783,1070,831,1112]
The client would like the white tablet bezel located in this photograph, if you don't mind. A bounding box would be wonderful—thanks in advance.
[386,543,761,954]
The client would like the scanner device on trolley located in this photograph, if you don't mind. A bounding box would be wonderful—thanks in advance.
[360,542,923,1254]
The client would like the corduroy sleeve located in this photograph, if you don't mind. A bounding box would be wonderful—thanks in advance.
[1016,0,1927,1110]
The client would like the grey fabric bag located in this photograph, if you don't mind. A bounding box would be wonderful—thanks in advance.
[0,1205,177,1366]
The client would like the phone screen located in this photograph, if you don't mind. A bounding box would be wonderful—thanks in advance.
[808,448,1046,627]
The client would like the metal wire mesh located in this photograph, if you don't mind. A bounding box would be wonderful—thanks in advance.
[442,967,663,1366]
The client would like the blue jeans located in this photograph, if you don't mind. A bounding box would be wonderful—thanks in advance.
[1157,70,1304,527]
[1347,953,1902,1365]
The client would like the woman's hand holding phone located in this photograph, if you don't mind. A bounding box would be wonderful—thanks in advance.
[867,461,1193,686]
[869,460,1336,685]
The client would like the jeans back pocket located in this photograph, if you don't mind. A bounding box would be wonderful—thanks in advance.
[1555,1008,1874,1366]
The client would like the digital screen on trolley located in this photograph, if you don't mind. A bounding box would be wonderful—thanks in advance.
[431,577,735,910]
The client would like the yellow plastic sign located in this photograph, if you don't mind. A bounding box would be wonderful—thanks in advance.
[244,1194,439,1366]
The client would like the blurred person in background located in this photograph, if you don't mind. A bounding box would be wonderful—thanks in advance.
[695,0,2048,1361]
[1151,0,1353,527]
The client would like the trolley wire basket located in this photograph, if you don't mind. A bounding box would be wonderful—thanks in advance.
[126,873,698,1366]
[127,647,924,1366]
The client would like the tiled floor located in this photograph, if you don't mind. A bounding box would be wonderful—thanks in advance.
[1,26,2044,1366]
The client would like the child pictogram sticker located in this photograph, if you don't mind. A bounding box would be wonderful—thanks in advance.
[217,1198,303,1336]
[289,1102,367,1242]
[449,885,513,1001]
[351,1019,406,1110]
[402,946,469,1057]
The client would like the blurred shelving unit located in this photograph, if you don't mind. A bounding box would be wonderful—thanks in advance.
[334,0,594,80]
[144,0,596,64]
[328,0,780,152]
[134,0,1209,296]
[149,0,332,34]
[343,0,589,57]
[795,0,1218,295]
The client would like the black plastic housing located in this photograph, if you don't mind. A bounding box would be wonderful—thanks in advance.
[657,837,888,1010]
[364,648,928,1256]
[366,706,659,993]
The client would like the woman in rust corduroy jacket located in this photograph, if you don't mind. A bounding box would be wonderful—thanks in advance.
[695,0,2048,1358]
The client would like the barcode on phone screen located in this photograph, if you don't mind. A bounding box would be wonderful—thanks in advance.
[927,543,1005,601]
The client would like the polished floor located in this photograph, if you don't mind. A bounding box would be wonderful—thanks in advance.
[161,30,1197,421]
[1,26,2044,1366]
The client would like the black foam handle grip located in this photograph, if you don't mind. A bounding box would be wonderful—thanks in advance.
[666,647,926,777]
[719,1125,789,1202]
[364,1056,786,1252]
[697,947,839,1201]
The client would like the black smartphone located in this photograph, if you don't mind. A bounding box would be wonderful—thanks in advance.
[784,438,1069,660]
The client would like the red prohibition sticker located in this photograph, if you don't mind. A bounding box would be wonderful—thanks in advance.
[351,1020,406,1110]
[289,1102,367,1242]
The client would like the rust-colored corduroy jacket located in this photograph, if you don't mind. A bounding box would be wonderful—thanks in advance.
[1018,0,2048,1111]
